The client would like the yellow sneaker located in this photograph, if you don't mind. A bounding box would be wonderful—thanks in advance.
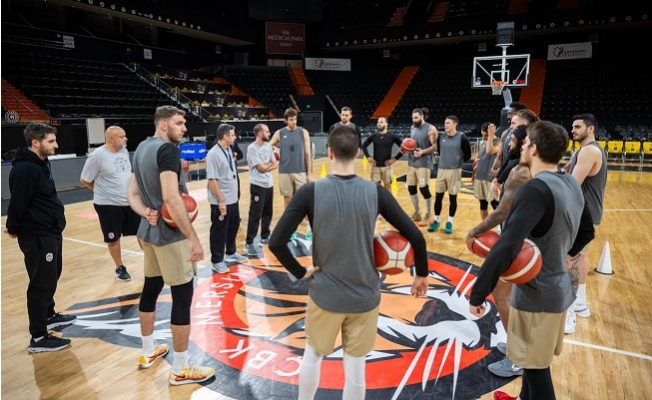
[418,213,433,227]
[138,343,169,369]
[410,212,422,222]
[169,363,216,385]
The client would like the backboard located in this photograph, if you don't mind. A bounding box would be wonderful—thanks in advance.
[472,54,530,89]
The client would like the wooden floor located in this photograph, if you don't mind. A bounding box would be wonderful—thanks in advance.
[2,158,652,400]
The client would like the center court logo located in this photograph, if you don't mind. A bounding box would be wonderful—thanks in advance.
[61,238,513,399]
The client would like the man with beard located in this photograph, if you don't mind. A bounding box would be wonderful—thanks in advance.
[406,108,438,225]
[127,106,214,385]
[361,117,404,190]
[329,106,362,149]
[5,123,76,353]
[80,126,140,281]
[490,102,527,179]
[469,121,594,400]
[244,123,279,256]
[472,122,501,221]
[428,115,471,234]
[563,113,607,334]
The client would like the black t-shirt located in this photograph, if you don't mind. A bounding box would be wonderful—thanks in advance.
[362,132,404,164]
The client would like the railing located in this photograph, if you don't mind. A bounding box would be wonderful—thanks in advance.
[127,62,213,122]
[1,85,51,124]
[1,33,69,50]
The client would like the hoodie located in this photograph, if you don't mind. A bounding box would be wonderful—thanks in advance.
[6,147,66,238]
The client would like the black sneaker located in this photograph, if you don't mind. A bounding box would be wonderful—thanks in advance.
[28,334,71,353]
[115,265,131,281]
[47,312,77,330]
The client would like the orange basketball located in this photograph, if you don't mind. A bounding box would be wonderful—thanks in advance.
[373,230,414,275]
[401,138,417,152]
[470,231,500,258]
[161,193,198,228]
[500,239,542,284]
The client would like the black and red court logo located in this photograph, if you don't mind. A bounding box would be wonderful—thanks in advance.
[62,238,513,399]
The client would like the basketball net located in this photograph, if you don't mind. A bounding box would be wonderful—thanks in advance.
[490,80,506,95]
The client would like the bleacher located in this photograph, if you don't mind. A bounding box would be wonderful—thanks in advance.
[223,66,295,118]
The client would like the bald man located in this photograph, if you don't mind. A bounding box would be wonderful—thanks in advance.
[81,126,140,281]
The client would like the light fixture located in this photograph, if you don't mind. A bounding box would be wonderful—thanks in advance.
[579,20,584,25]
[425,33,430,38]
[344,41,348,45]
[522,25,528,29]
[610,17,615,22]
[550,22,555,27]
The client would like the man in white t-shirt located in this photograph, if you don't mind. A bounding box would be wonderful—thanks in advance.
[80,126,141,281]
[244,124,278,256]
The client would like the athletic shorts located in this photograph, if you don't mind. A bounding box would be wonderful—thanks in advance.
[506,307,565,368]
[305,297,379,358]
[473,179,495,202]
[435,168,462,195]
[406,166,431,188]
[94,204,141,243]
[141,239,197,286]
[579,225,598,255]
[371,166,393,185]
[279,173,306,197]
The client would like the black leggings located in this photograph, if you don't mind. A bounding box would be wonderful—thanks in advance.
[519,367,555,400]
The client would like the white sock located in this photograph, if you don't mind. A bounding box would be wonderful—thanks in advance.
[577,284,587,303]
[299,343,323,400]
[410,194,420,214]
[424,198,432,215]
[142,334,155,355]
[306,221,312,232]
[448,216,454,223]
[172,350,189,374]
[342,353,366,400]
[434,215,440,222]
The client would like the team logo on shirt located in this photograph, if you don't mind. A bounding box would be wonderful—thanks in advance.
[59,235,512,399]
[45,253,53,262]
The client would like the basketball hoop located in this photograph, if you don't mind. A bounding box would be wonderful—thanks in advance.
[490,80,506,95]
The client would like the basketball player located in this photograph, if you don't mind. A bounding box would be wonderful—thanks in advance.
[206,124,248,273]
[472,122,500,221]
[469,121,594,400]
[80,126,140,281]
[428,115,471,234]
[328,106,362,148]
[269,125,429,400]
[270,108,313,239]
[406,108,438,225]
[563,113,607,334]
[244,123,278,256]
[5,123,76,353]
[490,102,527,179]
[127,106,214,385]
[361,117,403,190]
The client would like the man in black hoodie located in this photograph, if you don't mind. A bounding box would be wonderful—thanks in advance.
[5,123,76,353]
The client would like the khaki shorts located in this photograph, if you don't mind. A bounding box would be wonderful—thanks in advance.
[371,166,393,185]
[279,173,306,196]
[406,166,431,188]
[473,179,495,201]
[305,297,379,357]
[435,168,462,195]
[141,240,197,286]
[506,307,565,368]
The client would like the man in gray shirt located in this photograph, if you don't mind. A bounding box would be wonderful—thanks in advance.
[428,115,471,234]
[80,126,140,281]
[244,123,279,256]
[206,124,248,273]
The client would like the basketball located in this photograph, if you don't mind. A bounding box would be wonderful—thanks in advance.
[500,239,542,284]
[470,230,500,258]
[472,159,480,170]
[401,138,417,152]
[161,193,198,228]
[273,145,280,161]
[373,230,415,275]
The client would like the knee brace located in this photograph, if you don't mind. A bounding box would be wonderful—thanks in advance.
[479,199,489,211]
[170,280,194,325]
[418,185,431,198]
[139,276,165,313]
[408,185,418,196]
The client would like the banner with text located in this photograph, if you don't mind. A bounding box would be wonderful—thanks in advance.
[547,42,592,60]
[265,22,305,55]
[305,57,351,71]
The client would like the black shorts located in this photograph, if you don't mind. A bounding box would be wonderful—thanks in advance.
[94,204,141,243]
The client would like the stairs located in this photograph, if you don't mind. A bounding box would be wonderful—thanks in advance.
[1,79,52,124]
[372,66,420,119]
[289,66,314,96]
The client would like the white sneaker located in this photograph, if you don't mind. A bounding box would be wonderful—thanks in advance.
[212,261,229,274]
[224,252,248,263]
[574,301,591,318]
[564,309,576,334]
